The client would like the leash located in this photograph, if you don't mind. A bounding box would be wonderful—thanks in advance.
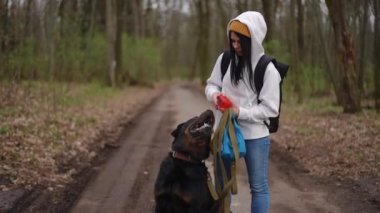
[208,109,241,213]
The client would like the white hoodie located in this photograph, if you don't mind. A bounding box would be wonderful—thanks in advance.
[205,11,281,140]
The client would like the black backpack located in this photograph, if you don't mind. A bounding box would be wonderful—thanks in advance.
[220,50,289,133]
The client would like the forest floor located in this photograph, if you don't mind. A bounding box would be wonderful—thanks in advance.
[272,95,380,208]
[0,81,379,212]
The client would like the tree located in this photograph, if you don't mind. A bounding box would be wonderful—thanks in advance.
[326,0,361,113]
[115,0,124,84]
[0,0,9,69]
[215,0,230,46]
[193,0,211,85]
[296,0,304,60]
[236,0,249,13]
[358,0,370,94]
[106,0,117,87]
[45,0,58,80]
[308,0,339,100]
[132,0,145,38]
[290,0,302,103]
[262,0,273,41]
[374,0,380,110]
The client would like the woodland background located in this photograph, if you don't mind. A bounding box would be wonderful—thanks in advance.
[0,0,379,208]
[1,0,380,111]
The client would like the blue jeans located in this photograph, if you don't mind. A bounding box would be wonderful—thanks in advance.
[244,136,270,213]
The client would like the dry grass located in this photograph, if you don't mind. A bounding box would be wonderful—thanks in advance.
[0,81,163,191]
[1,81,379,196]
[272,96,380,187]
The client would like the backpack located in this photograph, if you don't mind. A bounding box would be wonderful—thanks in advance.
[220,50,289,133]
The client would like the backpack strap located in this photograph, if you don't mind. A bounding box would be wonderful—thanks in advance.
[253,54,273,97]
[253,55,275,130]
[274,59,289,79]
[220,50,231,80]
[254,55,289,132]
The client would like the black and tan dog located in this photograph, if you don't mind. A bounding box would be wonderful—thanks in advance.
[154,109,217,213]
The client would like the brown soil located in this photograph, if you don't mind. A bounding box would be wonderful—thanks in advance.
[271,99,380,208]
[1,82,379,212]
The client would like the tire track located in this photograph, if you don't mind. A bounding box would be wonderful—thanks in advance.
[70,92,170,213]
[123,104,175,212]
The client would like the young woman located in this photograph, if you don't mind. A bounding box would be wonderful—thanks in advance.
[205,11,281,213]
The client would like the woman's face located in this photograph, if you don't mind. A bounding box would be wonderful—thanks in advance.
[231,32,242,56]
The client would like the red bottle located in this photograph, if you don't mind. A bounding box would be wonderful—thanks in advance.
[217,94,233,109]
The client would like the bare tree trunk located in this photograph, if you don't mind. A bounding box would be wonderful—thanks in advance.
[0,0,8,52]
[106,0,117,87]
[273,0,280,14]
[115,0,125,84]
[24,0,34,37]
[236,0,249,13]
[88,0,97,36]
[80,0,92,37]
[202,0,211,85]
[374,0,380,110]
[262,0,273,41]
[308,0,341,102]
[0,0,8,77]
[96,0,106,27]
[145,0,153,37]
[290,0,302,103]
[132,0,145,38]
[296,0,304,60]
[194,0,211,85]
[216,0,230,46]
[138,0,145,38]
[358,0,369,94]
[45,0,58,80]
[326,0,361,113]
[161,0,183,80]
[132,0,139,37]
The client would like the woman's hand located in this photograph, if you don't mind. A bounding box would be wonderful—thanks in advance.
[212,92,222,107]
[232,105,240,117]
[212,93,239,115]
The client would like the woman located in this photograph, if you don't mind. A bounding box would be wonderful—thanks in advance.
[205,11,281,213]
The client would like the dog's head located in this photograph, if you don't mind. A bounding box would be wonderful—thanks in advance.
[171,110,215,161]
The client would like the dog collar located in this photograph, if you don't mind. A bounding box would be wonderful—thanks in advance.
[171,151,203,164]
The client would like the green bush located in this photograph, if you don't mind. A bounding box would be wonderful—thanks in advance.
[2,32,164,85]
[122,35,162,84]
[264,39,331,100]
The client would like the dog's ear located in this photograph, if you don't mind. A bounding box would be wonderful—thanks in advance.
[171,123,184,138]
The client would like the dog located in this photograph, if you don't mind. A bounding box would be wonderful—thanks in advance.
[154,109,217,213]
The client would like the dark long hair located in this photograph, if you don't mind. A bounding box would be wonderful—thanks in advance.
[228,31,254,91]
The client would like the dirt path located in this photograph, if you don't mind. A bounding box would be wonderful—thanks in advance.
[69,83,378,213]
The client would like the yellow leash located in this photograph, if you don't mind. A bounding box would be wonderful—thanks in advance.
[208,109,241,213]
